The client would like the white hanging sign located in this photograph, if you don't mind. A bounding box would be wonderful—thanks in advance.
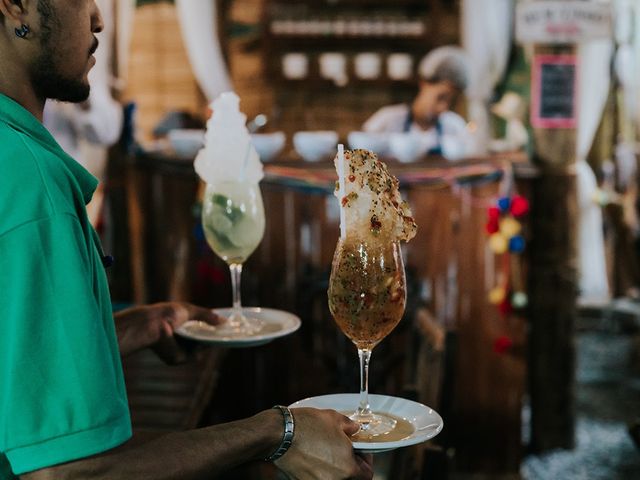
[516,1,612,44]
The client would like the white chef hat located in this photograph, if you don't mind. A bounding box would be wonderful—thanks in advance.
[418,46,469,92]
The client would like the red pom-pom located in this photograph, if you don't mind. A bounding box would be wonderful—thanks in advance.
[493,336,513,354]
[197,260,226,285]
[498,297,513,316]
[488,206,500,221]
[486,218,499,234]
[510,196,529,217]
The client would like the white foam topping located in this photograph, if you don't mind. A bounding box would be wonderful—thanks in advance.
[194,91,264,184]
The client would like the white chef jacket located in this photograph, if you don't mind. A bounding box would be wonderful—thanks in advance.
[363,104,472,161]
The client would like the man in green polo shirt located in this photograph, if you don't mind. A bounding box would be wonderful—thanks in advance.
[0,1,372,479]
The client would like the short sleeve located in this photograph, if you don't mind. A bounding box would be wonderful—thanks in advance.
[0,214,131,475]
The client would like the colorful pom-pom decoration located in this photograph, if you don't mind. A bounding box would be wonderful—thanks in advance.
[489,232,508,254]
[512,291,528,308]
[493,335,514,354]
[486,218,499,234]
[508,235,525,253]
[499,217,522,237]
[488,206,501,221]
[488,286,506,305]
[510,195,529,217]
[485,194,528,326]
[498,297,514,316]
[497,196,511,212]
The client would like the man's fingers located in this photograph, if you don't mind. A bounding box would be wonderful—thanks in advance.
[342,417,362,437]
[185,305,225,326]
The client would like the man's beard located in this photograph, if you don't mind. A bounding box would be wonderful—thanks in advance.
[32,54,90,103]
[32,0,90,103]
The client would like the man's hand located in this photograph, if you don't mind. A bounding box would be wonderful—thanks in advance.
[274,408,374,480]
[115,302,223,362]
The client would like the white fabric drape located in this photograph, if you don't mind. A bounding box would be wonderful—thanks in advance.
[576,39,614,303]
[461,0,514,155]
[636,4,640,128]
[175,0,233,101]
[613,0,639,148]
[615,0,640,130]
[115,0,136,86]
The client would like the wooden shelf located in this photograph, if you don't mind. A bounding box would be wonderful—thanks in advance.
[264,0,459,86]
[261,0,461,134]
[270,0,431,7]
[267,34,432,49]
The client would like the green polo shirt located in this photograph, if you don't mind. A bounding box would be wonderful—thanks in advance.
[0,94,131,477]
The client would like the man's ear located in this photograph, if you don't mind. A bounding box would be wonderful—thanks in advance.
[0,0,29,24]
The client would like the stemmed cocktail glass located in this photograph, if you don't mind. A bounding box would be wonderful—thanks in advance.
[201,180,265,335]
[328,236,407,435]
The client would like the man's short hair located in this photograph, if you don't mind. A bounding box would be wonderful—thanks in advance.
[418,46,469,92]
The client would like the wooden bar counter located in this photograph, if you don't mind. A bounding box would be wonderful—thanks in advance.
[125,150,532,476]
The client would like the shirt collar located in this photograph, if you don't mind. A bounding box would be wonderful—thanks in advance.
[0,93,98,204]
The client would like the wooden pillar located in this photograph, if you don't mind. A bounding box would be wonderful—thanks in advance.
[528,44,578,451]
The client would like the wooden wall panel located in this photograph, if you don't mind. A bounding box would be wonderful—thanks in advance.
[124,3,205,142]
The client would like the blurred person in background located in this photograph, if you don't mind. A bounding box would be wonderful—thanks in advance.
[363,45,472,160]
[0,1,372,479]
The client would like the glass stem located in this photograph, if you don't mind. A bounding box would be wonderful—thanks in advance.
[357,348,372,417]
[229,263,243,318]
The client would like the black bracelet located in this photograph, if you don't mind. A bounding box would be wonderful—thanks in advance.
[265,405,295,462]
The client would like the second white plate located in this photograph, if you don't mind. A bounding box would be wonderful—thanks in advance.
[176,307,301,347]
[289,393,443,453]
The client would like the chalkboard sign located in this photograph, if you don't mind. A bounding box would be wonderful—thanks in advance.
[531,55,577,129]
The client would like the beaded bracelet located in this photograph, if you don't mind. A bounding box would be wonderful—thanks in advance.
[265,405,295,462]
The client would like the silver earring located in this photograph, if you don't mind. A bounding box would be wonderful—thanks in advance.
[15,24,30,39]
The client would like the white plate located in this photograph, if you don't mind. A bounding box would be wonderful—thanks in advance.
[175,307,301,347]
[289,393,443,453]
